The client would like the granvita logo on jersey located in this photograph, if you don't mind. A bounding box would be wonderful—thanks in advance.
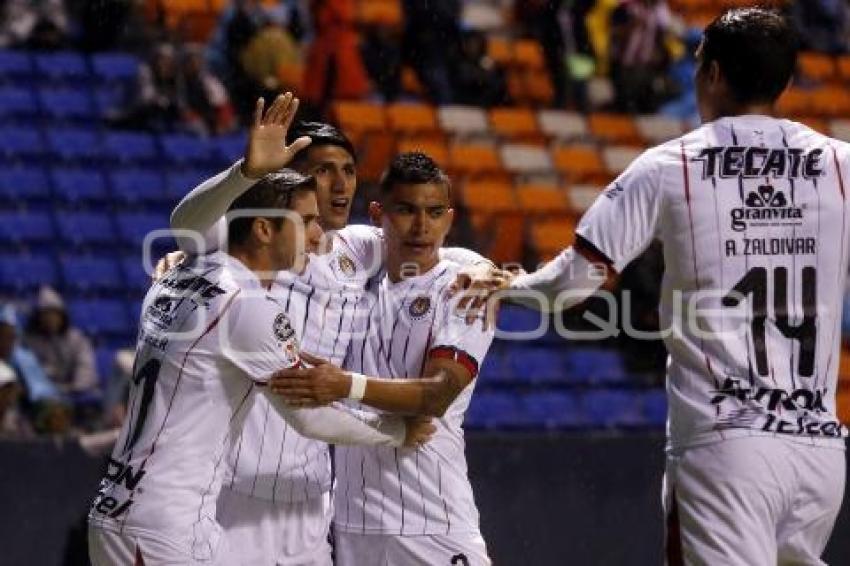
[730,184,804,232]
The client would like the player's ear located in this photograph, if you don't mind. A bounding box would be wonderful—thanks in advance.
[368,201,383,227]
[252,217,275,245]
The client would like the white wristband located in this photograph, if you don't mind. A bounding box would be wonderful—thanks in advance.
[347,372,368,401]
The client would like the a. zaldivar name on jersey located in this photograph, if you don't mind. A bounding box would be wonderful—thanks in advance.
[724,237,817,257]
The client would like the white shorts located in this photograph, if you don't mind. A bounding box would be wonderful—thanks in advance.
[88,525,225,566]
[216,487,333,566]
[335,530,491,566]
[663,437,846,566]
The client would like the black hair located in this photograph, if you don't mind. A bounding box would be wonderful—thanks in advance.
[701,7,798,105]
[379,152,452,199]
[227,169,316,246]
[286,121,357,165]
[26,308,69,337]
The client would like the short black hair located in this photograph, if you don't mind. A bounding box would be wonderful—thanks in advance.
[701,8,798,105]
[379,152,452,199]
[227,169,316,246]
[287,121,356,165]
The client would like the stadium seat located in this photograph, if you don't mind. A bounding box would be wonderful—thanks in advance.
[0,254,58,291]
[0,126,45,160]
[552,145,607,184]
[777,87,811,117]
[91,52,139,82]
[487,37,513,67]
[465,391,523,430]
[537,110,588,141]
[588,113,642,145]
[397,137,449,167]
[56,212,116,246]
[0,210,54,244]
[500,144,552,174]
[60,256,124,291]
[642,389,667,427]
[489,107,540,140]
[477,346,513,384]
[37,87,96,122]
[108,169,167,205]
[810,86,850,118]
[566,348,629,385]
[159,133,217,166]
[0,50,34,82]
[46,128,103,162]
[521,392,585,429]
[462,179,517,213]
[92,85,128,118]
[530,215,576,259]
[635,115,683,144]
[516,184,569,215]
[797,52,836,82]
[0,167,50,203]
[50,168,109,204]
[115,212,171,248]
[164,169,213,201]
[120,255,152,293]
[438,105,490,137]
[448,142,503,176]
[356,0,403,27]
[332,101,387,136]
[581,389,642,428]
[33,51,90,82]
[386,103,439,135]
[566,185,602,213]
[837,55,850,82]
[95,347,117,388]
[513,40,545,70]
[497,306,550,337]
[0,87,38,120]
[509,346,571,384]
[214,134,245,163]
[102,131,159,163]
[524,69,555,106]
[838,388,850,424]
[602,146,643,175]
[67,299,133,338]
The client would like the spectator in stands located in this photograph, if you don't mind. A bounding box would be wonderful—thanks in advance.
[0,0,69,49]
[238,15,302,111]
[515,0,569,108]
[609,0,681,113]
[451,29,508,107]
[0,305,70,435]
[23,287,99,401]
[0,359,32,438]
[402,0,462,104]
[182,44,237,136]
[788,0,850,55]
[302,0,372,117]
[110,43,183,131]
[361,20,403,102]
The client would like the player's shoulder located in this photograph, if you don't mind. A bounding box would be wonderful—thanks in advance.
[333,224,383,251]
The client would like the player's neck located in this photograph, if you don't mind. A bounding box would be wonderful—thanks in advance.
[386,255,439,283]
[229,248,276,289]
[707,101,776,122]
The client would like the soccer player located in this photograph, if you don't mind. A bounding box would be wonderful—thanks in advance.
[88,95,430,566]
[460,8,847,565]
[272,153,495,566]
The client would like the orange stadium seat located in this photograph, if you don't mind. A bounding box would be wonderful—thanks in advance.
[566,185,603,214]
[798,52,837,82]
[838,389,850,424]
[531,215,577,259]
[357,0,403,27]
[386,103,439,135]
[462,179,517,213]
[810,86,850,118]
[513,40,545,70]
[489,107,540,140]
[552,145,608,184]
[777,88,812,118]
[332,101,387,136]
[588,113,642,145]
[448,143,503,176]
[837,55,850,82]
[516,184,569,215]
[525,70,555,106]
[397,137,449,166]
[838,346,850,382]
[487,36,513,67]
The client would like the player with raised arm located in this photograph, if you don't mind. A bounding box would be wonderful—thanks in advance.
[272,153,495,566]
[87,95,431,566]
[458,8,847,565]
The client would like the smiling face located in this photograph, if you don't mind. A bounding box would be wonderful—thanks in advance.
[293,145,357,230]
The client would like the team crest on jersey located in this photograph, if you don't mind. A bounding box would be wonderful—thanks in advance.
[730,184,804,232]
[273,313,295,342]
[337,254,356,277]
[408,296,432,320]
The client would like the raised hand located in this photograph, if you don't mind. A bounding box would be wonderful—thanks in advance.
[241,92,312,180]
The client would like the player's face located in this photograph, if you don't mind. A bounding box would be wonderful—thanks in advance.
[379,183,454,275]
[295,145,357,230]
[270,191,323,272]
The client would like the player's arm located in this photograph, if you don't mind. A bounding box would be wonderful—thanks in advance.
[170,92,311,254]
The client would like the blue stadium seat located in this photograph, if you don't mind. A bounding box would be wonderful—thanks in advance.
[60,256,123,291]
[55,212,116,246]
[164,168,213,201]
[478,345,513,384]
[67,299,133,337]
[0,87,38,120]
[103,131,159,163]
[0,210,54,244]
[0,254,57,291]
[159,133,216,166]
[46,128,103,162]
[215,134,245,162]
[0,167,50,203]
[33,51,90,82]
[641,389,667,427]
[37,88,96,122]
[0,50,34,82]
[581,390,643,429]
[108,169,166,205]
[91,53,139,83]
[465,391,523,430]
[50,168,109,203]
[521,392,585,429]
[566,348,629,385]
[93,85,128,118]
[0,126,45,160]
[509,346,571,384]
[95,347,116,388]
[496,305,549,337]
[120,255,152,293]
[115,212,171,248]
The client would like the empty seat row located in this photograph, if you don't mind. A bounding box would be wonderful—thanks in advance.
[0,210,170,248]
[480,345,631,387]
[0,50,139,83]
[0,254,154,294]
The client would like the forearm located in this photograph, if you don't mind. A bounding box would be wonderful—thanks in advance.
[170,160,257,253]
[509,247,605,313]
[361,376,453,417]
[440,246,493,267]
[262,389,405,446]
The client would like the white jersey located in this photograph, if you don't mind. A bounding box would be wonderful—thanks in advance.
[88,252,304,559]
[576,115,850,450]
[223,227,377,503]
[335,260,495,536]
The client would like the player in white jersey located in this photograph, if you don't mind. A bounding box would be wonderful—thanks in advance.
[457,8,848,565]
[88,95,430,566]
[168,107,492,564]
[271,153,495,565]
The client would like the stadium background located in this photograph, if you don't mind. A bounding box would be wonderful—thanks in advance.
[0,0,848,564]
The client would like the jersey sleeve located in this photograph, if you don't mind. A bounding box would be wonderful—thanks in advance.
[439,246,492,267]
[332,224,385,277]
[220,292,301,384]
[427,291,495,379]
[575,147,665,272]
